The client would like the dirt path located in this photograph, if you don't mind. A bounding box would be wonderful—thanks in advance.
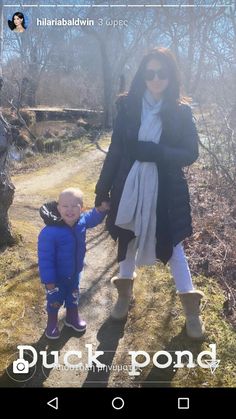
[2,144,235,389]
[10,149,103,225]
[5,145,138,388]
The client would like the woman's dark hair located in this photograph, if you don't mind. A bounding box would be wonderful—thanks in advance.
[8,12,26,30]
[128,47,181,106]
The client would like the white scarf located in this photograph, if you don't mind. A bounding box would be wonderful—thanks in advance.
[115,90,162,266]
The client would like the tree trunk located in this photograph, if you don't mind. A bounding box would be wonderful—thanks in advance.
[99,39,113,129]
[0,117,15,247]
[26,49,39,107]
[0,1,3,78]
[0,172,15,247]
[0,0,3,106]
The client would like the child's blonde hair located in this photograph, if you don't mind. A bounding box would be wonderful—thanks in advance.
[58,187,83,207]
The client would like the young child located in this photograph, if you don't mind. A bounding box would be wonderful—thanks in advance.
[38,187,109,339]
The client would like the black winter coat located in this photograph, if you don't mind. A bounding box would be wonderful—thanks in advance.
[95,94,199,264]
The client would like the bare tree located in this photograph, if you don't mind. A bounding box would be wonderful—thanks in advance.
[78,5,162,127]
[0,0,3,103]
[0,0,15,247]
[0,114,15,247]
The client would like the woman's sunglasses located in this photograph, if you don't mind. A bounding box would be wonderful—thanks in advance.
[144,68,168,81]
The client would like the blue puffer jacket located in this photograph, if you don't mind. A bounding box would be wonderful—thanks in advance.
[38,202,106,284]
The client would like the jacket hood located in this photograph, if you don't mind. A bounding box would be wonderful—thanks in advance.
[39,201,65,226]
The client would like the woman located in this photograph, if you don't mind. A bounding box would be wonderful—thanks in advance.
[95,47,205,339]
[8,12,26,33]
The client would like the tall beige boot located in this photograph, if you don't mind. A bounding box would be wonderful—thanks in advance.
[178,290,205,339]
[110,274,136,320]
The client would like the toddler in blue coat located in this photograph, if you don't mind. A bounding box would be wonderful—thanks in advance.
[38,187,109,339]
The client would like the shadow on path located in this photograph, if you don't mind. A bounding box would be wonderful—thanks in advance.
[82,317,126,388]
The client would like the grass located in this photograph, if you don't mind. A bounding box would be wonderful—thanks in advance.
[0,272,44,372]
[109,269,236,387]
[0,219,44,373]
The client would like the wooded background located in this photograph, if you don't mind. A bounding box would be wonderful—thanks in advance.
[0,1,235,127]
[0,1,236,249]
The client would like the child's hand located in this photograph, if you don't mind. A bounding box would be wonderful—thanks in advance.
[96,201,110,212]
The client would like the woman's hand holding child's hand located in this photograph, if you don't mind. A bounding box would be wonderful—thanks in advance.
[96,201,110,212]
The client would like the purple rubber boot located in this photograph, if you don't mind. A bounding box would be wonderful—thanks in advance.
[65,307,86,332]
[45,312,60,339]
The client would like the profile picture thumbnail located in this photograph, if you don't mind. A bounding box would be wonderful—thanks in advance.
[8,12,28,33]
